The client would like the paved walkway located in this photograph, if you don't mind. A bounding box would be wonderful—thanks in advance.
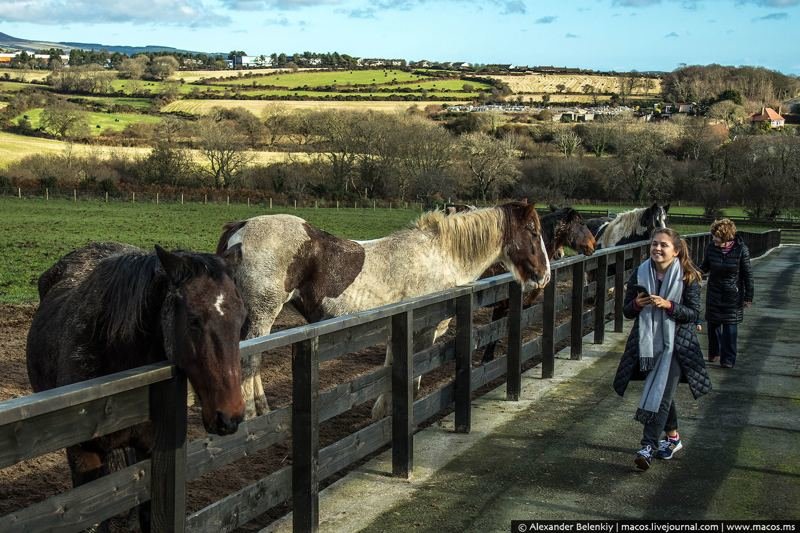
[267,246,800,532]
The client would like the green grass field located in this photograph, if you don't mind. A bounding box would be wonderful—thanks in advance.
[208,69,427,88]
[2,197,775,304]
[0,198,422,303]
[70,96,156,111]
[15,108,162,135]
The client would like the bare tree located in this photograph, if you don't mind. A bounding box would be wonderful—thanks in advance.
[554,130,583,157]
[196,117,253,188]
[459,132,520,201]
[41,101,89,139]
[118,56,149,80]
[613,126,668,201]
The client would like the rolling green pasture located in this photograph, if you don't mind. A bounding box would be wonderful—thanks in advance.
[209,69,425,88]
[70,96,156,111]
[14,108,162,135]
[0,80,35,93]
[0,198,422,303]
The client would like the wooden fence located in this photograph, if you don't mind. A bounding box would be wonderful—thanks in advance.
[0,229,782,533]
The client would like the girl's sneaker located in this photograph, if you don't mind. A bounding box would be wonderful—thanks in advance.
[656,435,683,460]
[635,445,654,470]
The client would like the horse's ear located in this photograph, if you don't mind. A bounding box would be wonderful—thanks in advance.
[566,208,581,222]
[549,204,559,212]
[520,198,529,205]
[445,206,456,215]
[155,245,189,284]
[524,203,537,220]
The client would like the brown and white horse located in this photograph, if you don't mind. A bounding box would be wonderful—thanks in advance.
[217,201,551,419]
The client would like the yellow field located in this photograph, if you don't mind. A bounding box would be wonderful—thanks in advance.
[0,131,306,168]
[0,68,49,82]
[161,99,466,115]
[488,73,662,96]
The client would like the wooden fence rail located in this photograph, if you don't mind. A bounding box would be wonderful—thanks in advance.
[0,230,781,533]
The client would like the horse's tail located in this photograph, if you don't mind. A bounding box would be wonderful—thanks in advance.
[216,220,248,255]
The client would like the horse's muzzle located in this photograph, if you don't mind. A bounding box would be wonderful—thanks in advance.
[213,410,242,435]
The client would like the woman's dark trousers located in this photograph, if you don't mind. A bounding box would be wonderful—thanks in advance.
[641,355,681,449]
[708,322,738,367]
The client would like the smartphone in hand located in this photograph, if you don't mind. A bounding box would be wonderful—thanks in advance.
[631,284,650,297]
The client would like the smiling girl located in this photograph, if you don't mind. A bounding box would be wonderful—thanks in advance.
[613,228,711,471]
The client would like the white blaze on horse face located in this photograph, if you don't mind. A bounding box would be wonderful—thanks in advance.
[658,208,667,228]
[214,293,225,316]
[539,234,551,287]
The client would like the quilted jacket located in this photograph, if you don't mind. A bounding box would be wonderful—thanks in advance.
[613,269,712,399]
[700,235,754,324]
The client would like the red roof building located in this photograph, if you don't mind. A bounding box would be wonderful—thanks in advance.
[750,107,785,128]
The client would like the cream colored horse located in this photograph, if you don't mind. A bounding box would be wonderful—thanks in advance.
[217,201,551,419]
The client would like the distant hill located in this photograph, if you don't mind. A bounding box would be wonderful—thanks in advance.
[0,31,202,55]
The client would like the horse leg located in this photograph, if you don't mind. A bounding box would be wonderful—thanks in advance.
[371,341,393,420]
[482,303,508,363]
[66,444,112,533]
[416,324,444,397]
[243,310,281,418]
[371,325,441,420]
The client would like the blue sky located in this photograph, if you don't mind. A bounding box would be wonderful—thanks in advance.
[2,0,799,74]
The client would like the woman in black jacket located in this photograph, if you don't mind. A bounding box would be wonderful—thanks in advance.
[613,228,711,471]
[701,219,754,369]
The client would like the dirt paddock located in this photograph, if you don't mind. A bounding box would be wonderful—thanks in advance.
[1,295,572,531]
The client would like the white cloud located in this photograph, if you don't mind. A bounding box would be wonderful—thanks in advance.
[0,0,229,26]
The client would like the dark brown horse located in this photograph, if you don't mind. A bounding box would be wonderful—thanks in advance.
[26,242,247,532]
[479,206,596,362]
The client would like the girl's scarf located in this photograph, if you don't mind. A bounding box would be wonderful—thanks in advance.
[635,258,683,424]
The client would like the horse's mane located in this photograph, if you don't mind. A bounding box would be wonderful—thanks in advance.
[89,249,228,344]
[414,207,504,263]
[600,207,647,247]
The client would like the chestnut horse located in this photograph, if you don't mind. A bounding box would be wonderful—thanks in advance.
[217,201,551,419]
[473,206,597,362]
[26,242,246,532]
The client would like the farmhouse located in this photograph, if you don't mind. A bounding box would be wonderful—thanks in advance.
[0,51,70,65]
[750,106,785,128]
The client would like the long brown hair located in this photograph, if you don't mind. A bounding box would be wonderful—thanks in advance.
[651,228,702,284]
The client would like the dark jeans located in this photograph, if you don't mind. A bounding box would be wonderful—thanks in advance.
[708,322,738,367]
[641,355,681,449]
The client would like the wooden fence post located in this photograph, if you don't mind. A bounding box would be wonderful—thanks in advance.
[105,191,108,203]
[571,260,586,360]
[454,292,473,433]
[156,192,159,205]
[181,193,184,205]
[18,187,21,198]
[45,188,48,200]
[269,197,272,209]
[292,338,320,533]
[594,253,608,344]
[391,310,414,478]
[73,189,76,202]
[542,267,557,378]
[150,372,188,533]
[507,281,523,401]
[132,192,135,203]
[614,250,625,333]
